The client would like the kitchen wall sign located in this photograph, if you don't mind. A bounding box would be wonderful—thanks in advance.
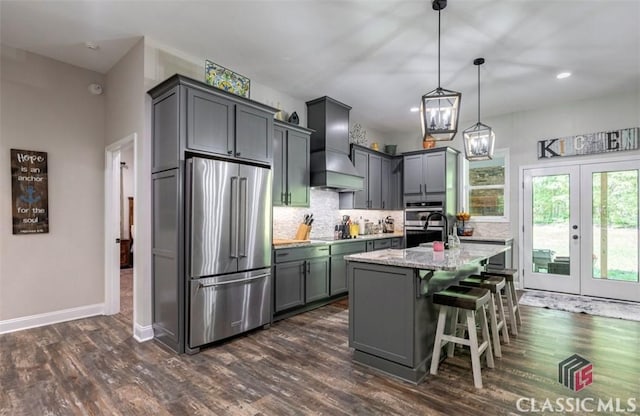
[11,149,49,234]
[538,127,639,159]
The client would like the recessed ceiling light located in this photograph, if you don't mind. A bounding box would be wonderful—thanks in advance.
[410,107,420,112]
[85,41,100,50]
[556,72,571,79]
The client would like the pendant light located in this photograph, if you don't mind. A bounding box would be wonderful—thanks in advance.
[463,57,495,160]
[420,0,461,142]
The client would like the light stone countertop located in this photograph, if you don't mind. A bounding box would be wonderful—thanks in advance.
[273,232,404,249]
[458,236,513,244]
[344,243,509,271]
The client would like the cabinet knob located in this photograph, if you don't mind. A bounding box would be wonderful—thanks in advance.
[227,150,233,155]
[236,152,242,157]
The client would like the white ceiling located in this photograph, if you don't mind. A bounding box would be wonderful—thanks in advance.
[2,0,639,138]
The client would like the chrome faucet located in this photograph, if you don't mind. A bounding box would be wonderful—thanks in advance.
[424,212,449,249]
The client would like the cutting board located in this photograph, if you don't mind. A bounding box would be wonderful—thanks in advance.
[273,238,310,246]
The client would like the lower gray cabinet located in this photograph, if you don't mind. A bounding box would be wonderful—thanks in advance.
[274,260,305,312]
[330,241,367,296]
[273,245,330,314]
[306,257,330,302]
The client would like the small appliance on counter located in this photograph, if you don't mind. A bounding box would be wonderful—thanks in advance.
[383,216,395,233]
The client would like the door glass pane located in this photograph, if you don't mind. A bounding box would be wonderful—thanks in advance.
[591,170,639,282]
[531,175,570,275]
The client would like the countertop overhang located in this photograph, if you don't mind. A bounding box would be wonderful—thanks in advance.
[344,243,510,271]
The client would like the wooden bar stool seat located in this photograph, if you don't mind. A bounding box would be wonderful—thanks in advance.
[430,285,495,388]
[482,268,521,335]
[459,275,510,358]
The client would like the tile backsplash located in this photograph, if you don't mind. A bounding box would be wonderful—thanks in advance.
[273,189,404,239]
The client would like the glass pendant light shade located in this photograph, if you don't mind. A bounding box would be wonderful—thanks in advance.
[463,57,494,160]
[420,87,461,141]
[463,122,495,160]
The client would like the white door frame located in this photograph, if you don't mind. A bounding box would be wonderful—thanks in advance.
[522,165,581,293]
[104,133,137,319]
[580,160,640,301]
[519,153,640,300]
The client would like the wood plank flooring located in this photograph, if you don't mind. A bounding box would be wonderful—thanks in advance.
[1,287,639,415]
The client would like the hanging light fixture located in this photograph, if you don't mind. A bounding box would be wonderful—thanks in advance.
[463,57,495,160]
[420,0,461,142]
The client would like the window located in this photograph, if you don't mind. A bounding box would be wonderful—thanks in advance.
[463,148,509,221]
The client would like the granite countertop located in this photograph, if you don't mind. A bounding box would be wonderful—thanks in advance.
[273,232,404,249]
[344,243,509,271]
[459,235,513,243]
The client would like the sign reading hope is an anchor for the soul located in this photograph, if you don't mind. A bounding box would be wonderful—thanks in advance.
[11,149,49,234]
[538,127,639,159]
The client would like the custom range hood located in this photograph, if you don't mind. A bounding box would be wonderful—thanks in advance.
[306,96,364,192]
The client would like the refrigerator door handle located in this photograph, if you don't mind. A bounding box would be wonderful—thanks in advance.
[197,273,270,289]
[239,176,248,257]
[230,176,239,259]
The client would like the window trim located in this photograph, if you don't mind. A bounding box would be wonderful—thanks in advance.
[462,148,510,223]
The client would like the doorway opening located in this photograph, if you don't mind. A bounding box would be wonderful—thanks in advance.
[105,134,137,329]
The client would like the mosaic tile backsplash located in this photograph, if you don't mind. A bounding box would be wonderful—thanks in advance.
[273,189,404,239]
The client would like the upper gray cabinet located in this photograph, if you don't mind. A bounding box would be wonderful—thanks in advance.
[148,74,277,172]
[340,145,402,210]
[403,147,458,200]
[273,121,312,207]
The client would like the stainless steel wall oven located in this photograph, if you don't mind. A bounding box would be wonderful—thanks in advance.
[404,201,446,248]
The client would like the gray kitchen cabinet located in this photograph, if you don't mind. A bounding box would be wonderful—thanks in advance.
[274,260,305,312]
[403,154,423,195]
[273,121,312,207]
[340,145,394,209]
[306,257,330,302]
[152,86,181,173]
[403,147,458,203]
[273,245,330,314]
[391,237,404,248]
[235,103,273,163]
[153,74,276,167]
[390,157,403,209]
[151,168,185,352]
[424,152,445,193]
[368,153,382,209]
[381,158,390,209]
[330,241,367,295]
[187,88,235,157]
[352,148,369,209]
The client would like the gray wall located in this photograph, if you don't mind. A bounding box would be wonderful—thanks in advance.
[0,45,105,321]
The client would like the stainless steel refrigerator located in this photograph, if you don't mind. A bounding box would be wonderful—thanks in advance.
[187,157,272,349]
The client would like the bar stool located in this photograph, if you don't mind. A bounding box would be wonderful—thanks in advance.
[482,268,521,335]
[430,285,495,389]
[459,275,510,358]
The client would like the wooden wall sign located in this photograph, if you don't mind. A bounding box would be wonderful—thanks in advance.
[538,127,639,159]
[11,149,49,234]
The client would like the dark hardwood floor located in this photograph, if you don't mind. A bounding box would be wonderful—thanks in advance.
[1,285,639,415]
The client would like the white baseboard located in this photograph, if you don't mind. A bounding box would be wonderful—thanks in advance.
[0,303,104,334]
[133,323,154,342]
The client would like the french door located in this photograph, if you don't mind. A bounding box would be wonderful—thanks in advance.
[522,160,640,302]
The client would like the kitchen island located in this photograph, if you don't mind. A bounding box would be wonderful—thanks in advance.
[345,243,510,383]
